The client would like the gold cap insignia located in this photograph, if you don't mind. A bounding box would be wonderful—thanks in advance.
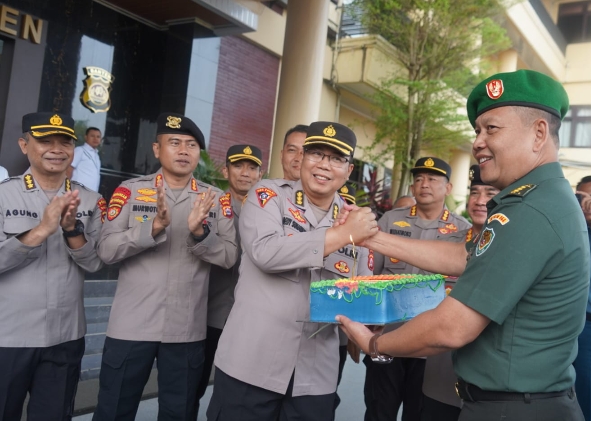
[243,146,252,155]
[323,125,336,137]
[50,115,63,126]
[166,116,182,129]
[340,186,348,194]
[424,158,435,167]
[469,168,474,180]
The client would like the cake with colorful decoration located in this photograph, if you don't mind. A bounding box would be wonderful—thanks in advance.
[310,274,445,324]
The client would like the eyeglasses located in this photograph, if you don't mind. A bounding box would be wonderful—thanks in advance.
[304,149,349,167]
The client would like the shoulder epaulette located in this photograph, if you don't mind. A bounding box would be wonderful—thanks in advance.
[502,184,537,199]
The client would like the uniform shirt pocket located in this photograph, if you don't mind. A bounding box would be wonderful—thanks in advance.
[3,216,39,236]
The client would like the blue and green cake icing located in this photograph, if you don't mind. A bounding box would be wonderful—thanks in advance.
[309,274,445,324]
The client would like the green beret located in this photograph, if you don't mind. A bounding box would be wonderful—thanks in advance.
[466,70,569,128]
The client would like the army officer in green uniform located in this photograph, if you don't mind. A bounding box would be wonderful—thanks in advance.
[338,70,589,421]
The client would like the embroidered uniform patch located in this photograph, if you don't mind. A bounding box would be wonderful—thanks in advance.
[135,196,157,203]
[256,187,277,208]
[108,187,131,221]
[135,215,152,223]
[438,223,458,235]
[487,213,509,225]
[475,227,495,256]
[137,188,156,196]
[97,198,107,223]
[393,221,411,227]
[289,208,306,223]
[219,193,233,219]
[334,261,350,274]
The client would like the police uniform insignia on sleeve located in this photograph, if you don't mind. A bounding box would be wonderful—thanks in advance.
[487,213,509,225]
[134,215,152,223]
[333,204,339,220]
[334,261,350,273]
[135,196,157,203]
[23,174,36,190]
[191,179,198,192]
[393,221,411,227]
[97,198,107,223]
[409,206,417,217]
[507,184,537,197]
[107,186,131,221]
[475,227,495,256]
[219,193,233,219]
[390,258,400,264]
[256,187,277,208]
[155,174,163,187]
[137,188,157,196]
[65,178,71,192]
[368,250,375,271]
[295,190,304,206]
[289,208,306,223]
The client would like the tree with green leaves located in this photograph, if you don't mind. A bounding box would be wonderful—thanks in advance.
[350,0,510,198]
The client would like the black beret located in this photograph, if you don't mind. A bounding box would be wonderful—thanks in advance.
[226,144,262,166]
[304,121,356,157]
[156,113,205,150]
[410,157,451,180]
[22,112,77,140]
[339,181,357,205]
[467,70,569,128]
[469,164,487,187]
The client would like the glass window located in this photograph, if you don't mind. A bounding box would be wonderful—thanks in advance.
[560,106,591,148]
[557,1,591,43]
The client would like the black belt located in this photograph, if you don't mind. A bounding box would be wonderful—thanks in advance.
[455,379,574,403]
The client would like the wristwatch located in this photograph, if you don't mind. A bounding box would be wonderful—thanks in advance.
[369,333,393,364]
[191,223,210,242]
[63,219,85,238]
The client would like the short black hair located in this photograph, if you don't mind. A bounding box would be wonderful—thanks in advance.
[577,176,591,190]
[283,125,309,145]
[86,127,101,135]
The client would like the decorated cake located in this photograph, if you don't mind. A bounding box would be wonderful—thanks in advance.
[310,274,446,324]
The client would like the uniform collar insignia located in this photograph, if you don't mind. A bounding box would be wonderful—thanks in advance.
[465,227,473,243]
[65,178,71,192]
[191,178,198,192]
[295,190,304,206]
[409,205,417,217]
[440,209,450,222]
[154,173,163,188]
[333,204,339,220]
[23,173,36,190]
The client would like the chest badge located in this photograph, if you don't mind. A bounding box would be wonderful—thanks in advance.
[289,208,306,223]
[393,221,411,227]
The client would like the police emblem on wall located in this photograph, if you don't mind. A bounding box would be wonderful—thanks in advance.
[80,66,114,113]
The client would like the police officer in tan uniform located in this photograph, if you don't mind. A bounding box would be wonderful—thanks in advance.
[195,144,263,416]
[365,157,470,421]
[420,164,499,421]
[0,112,104,420]
[93,113,237,421]
[207,122,378,421]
